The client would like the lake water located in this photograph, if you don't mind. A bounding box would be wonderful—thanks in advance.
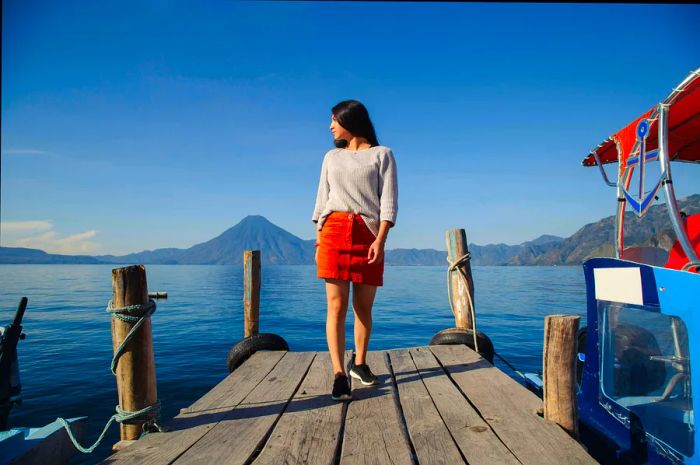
[0,264,587,464]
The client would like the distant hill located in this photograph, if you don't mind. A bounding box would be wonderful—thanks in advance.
[384,235,564,266]
[2,195,697,266]
[95,215,314,265]
[385,248,446,265]
[468,235,564,266]
[0,247,102,264]
[96,248,185,265]
[510,194,700,265]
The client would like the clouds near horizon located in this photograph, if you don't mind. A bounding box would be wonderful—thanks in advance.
[1,221,100,254]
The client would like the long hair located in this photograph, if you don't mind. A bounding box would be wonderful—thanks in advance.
[331,100,379,148]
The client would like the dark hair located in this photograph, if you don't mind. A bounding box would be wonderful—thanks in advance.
[331,100,379,148]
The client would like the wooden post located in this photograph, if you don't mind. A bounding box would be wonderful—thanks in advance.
[110,265,157,450]
[244,250,261,338]
[445,229,474,329]
[543,314,580,439]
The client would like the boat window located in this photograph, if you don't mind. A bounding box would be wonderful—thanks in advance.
[598,301,693,457]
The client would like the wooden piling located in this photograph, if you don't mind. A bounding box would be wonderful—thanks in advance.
[110,265,157,450]
[445,229,475,329]
[243,250,261,338]
[543,314,580,438]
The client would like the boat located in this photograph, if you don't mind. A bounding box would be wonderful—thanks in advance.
[526,67,699,465]
[0,298,86,465]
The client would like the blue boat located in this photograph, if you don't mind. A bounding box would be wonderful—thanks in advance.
[0,298,85,465]
[0,417,87,465]
[528,67,700,465]
[578,67,700,465]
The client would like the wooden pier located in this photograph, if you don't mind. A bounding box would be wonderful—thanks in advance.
[101,344,597,465]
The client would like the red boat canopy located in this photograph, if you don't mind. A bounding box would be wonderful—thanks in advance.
[582,69,700,167]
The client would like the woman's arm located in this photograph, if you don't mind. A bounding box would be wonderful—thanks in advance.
[312,155,330,264]
[312,155,330,224]
[367,220,393,264]
[378,150,398,227]
[369,150,398,265]
[376,220,392,244]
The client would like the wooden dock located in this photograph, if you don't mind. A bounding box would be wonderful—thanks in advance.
[100,344,598,465]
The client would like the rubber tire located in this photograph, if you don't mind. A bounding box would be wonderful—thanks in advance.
[226,333,289,373]
[576,326,587,389]
[430,327,495,363]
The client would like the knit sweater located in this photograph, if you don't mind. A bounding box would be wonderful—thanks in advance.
[312,146,398,237]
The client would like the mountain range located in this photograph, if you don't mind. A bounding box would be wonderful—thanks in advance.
[1,194,698,266]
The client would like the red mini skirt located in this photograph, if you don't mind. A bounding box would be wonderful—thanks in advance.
[317,212,384,286]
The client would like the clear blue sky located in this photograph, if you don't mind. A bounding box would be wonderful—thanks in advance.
[2,1,699,255]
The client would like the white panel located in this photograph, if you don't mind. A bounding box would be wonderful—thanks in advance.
[593,267,643,305]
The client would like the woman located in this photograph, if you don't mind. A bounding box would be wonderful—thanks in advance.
[312,100,398,401]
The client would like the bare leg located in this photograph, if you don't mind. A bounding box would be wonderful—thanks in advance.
[326,278,350,377]
[352,283,377,366]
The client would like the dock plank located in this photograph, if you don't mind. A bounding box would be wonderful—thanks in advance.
[174,352,316,465]
[252,353,346,464]
[389,349,466,465]
[171,351,315,465]
[409,347,520,465]
[99,350,288,465]
[430,344,598,465]
[341,351,413,465]
[183,351,287,414]
[101,346,598,465]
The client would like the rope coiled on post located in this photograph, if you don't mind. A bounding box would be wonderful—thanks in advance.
[58,299,164,454]
[107,299,157,374]
[446,252,479,353]
[446,254,529,383]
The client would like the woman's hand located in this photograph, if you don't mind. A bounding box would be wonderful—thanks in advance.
[315,246,319,264]
[367,239,385,264]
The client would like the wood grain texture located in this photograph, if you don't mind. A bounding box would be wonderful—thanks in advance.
[445,229,474,330]
[388,349,465,465]
[409,347,520,465]
[111,265,157,442]
[252,354,345,464]
[171,351,315,465]
[543,315,580,438]
[341,351,413,465]
[99,351,287,465]
[243,250,261,338]
[182,351,287,414]
[430,344,597,465]
[10,418,86,465]
[101,346,597,465]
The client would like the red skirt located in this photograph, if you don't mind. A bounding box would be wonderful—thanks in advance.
[317,212,384,286]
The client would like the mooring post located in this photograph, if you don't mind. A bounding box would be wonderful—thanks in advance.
[110,265,157,450]
[445,229,474,329]
[543,314,580,439]
[244,250,261,338]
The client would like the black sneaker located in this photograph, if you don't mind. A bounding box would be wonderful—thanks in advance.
[349,362,379,386]
[331,374,352,401]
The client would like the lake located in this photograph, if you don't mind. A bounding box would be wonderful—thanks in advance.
[0,264,587,464]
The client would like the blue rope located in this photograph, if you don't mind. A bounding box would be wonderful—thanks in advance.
[107,299,157,374]
[58,299,164,454]
[57,401,162,454]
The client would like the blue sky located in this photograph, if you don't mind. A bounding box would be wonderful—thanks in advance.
[2,1,699,255]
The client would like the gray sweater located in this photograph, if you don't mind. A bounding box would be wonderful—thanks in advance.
[312,146,398,237]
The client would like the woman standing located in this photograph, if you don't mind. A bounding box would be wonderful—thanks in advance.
[312,100,398,401]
